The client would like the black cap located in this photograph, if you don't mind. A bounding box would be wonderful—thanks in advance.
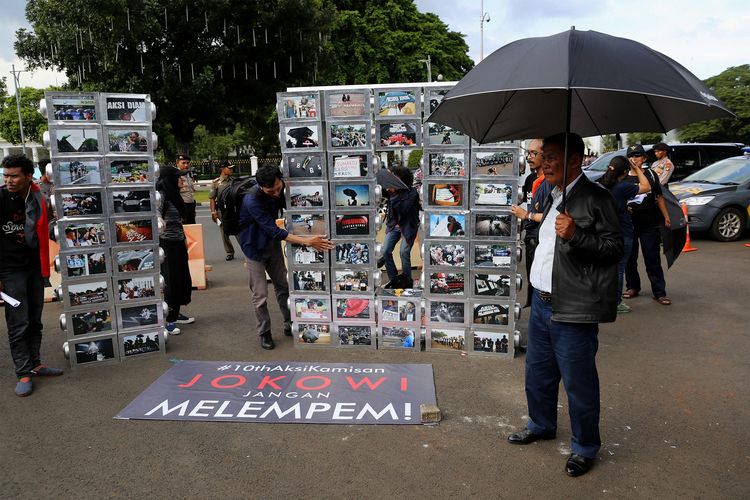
[176,154,191,161]
[219,160,235,169]
[652,142,669,151]
[626,144,646,157]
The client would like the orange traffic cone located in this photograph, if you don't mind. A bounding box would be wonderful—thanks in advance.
[681,203,698,252]
[744,244,750,248]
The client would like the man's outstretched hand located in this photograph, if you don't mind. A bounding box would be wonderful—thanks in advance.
[307,235,334,251]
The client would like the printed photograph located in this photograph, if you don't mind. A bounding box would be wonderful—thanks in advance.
[474,182,514,207]
[54,128,100,153]
[377,90,417,117]
[293,297,329,320]
[329,123,369,148]
[428,152,466,177]
[122,332,161,357]
[472,303,509,325]
[337,325,372,346]
[334,242,370,265]
[67,280,109,307]
[114,247,156,273]
[426,89,449,114]
[473,273,511,297]
[59,191,104,217]
[285,154,323,179]
[474,243,512,268]
[295,323,332,344]
[115,219,154,243]
[335,297,372,321]
[328,91,368,118]
[428,242,466,267]
[429,272,465,296]
[283,125,320,149]
[64,252,107,278]
[474,151,515,176]
[120,303,159,329]
[429,327,466,351]
[335,213,371,237]
[110,160,151,184]
[289,243,325,265]
[331,154,369,178]
[427,123,466,146]
[290,213,327,236]
[428,213,466,238]
[75,338,116,364]
[106,96,149,122]
[473,331,511,354]
[292,270,328,292]
[429,301,466,324]
[334,184,370,207]
[117,275,157,301]
[379,122,419,147]
[381,326,417,349]
[62,222,107,248]
[108,129,148,152]
[50,95,97,121]
[70,309,113,336]
[56,160,103,186]
[111,188,152,213]
[289,184,326,207]
[474,213,512,238]
[334,270,370,292]
[380,299,418,322]
[280,94,319,119]
[427,182,464,208]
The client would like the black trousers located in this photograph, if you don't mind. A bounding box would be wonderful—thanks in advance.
[524,236,539,307]
[1,265,45,377]
[184,202,197,225]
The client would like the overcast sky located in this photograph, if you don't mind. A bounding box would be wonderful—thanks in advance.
[1,0,748,89]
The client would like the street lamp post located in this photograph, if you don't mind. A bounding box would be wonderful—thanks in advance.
[419,54,432,82]
[10,64,28,155]
[480,1,491,61]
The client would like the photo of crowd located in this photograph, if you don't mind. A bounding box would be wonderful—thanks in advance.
[281,94,318,119]
[110,160,151,184]
[65,252,107,277]
[473,273,511,297]
[334,242,370,265]
[115,248,155,273]
[290,213,327,236]
[284,125,320,149]
[334,184,370,207]
[111,189,152,213]
[329,123,369,148]
[290,243,326,265]
[427,123,466,146]
[473,151,515,176]
[338,325,372,346]
[122,332,160,357]
[381,326,417,349]
[70,308,113,336]
[117,276,157,301]
[75,338,116,364]
[60,191,104,217]
[51,96,96,121]
[289,184,325,207]
[331,154,369,178]
[428,182,464,207]
[328,92,367,118]
[428,242,466,267]
[334,270,369,292]
[473,332,510,354]
[380,299,417,322]
[295,323,331,344]
[335,213,371,236]
[428,213,466,238]
[54,128,100,153]
[474,213,512,237]
[286,154,324,179]
[67,280,109,307]
[120,303,159,329]
[472,303,509,325]
[57,160,102,186]
[473,183,514,207]
[429,272,465,296]
[115,219,154,243]
[106,97,148,122]
[428,153,466,177]
[292,270,328,292]
[293,298,330,321]
[429,301,466,324]
[108,129,148,152]
[378,122,418,147]
[473,243,512,268]
[429,328,466,351]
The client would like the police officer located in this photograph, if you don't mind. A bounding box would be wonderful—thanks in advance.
[176,154,197,224]
[209,159,237,261]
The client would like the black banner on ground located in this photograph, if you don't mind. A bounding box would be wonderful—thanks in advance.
[116,360,436,424]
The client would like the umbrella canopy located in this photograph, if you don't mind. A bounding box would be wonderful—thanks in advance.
[376,169,409,191]
[427,29,734,143]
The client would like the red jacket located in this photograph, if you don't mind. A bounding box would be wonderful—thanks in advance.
[31,182,51,278]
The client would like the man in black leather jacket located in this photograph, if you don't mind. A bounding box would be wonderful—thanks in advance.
[506,133,623,478]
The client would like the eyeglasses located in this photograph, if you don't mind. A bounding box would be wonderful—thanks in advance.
[526,150,540,159]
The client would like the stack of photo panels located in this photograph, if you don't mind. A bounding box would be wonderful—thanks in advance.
[421,88,521,357]
[280,89,380,348]
[45,91,166,366]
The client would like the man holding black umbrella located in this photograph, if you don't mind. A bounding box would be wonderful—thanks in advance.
[507,133,623,478]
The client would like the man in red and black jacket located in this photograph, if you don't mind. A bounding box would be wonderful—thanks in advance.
[0,154,62,397]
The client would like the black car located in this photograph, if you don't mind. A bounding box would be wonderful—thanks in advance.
[669,154,750,242]
[583,143,743,182]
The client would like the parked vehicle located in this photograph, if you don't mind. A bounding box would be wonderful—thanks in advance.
[670,153,750,241]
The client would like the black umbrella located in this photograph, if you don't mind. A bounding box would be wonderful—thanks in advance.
[376,169,408,191]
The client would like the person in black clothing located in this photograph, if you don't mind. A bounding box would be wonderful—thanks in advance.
[381,167,421,288]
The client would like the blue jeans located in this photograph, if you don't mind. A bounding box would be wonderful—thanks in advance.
[626,224,666,298]
[382,229,413,282]
[525,290,601,459]
[1,265,45,377]
[617,233,634,304]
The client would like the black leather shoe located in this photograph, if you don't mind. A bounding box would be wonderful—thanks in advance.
[226,254,234,261]
[507,429,554,445]
[260,332,275,350]
[283,326,293,337]
[565,453,594,477]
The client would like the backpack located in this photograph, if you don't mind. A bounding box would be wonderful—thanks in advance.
[216,176,257,236]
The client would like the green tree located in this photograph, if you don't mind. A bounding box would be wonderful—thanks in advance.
[601,135,619,151]
[0,87,48,144]
[679,65,750,144]
[627,132,663,146]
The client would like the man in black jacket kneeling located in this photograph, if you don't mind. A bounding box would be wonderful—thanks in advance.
[506,133,623,478]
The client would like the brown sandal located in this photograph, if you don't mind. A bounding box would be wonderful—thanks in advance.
[654,296,672,306]
[622,289,639,299]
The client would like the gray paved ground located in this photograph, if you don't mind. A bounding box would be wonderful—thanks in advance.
[2,206,749,499]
